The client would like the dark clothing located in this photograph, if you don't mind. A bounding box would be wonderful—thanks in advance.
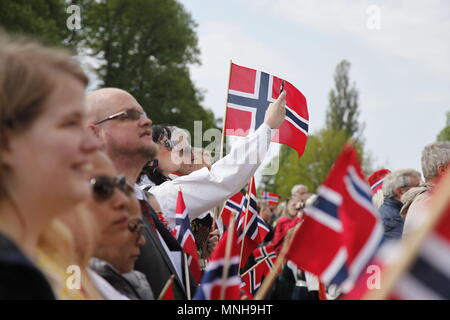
[135,198,197,300]
[379,198,405,240]
[0,233,55,300]
[90,258,154,300]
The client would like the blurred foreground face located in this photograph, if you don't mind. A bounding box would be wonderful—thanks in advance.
[4,73,99,213]
[89,155,145,273]
[86,152,131,249]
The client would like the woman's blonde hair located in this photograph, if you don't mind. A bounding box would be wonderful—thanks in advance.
[0,30,88,198]
[38,204,102,300]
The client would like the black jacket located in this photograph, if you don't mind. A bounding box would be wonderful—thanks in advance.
[0,233,55,300]
[135,197,197,300]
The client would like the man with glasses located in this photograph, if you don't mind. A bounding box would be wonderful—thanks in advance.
[86,87,287,299]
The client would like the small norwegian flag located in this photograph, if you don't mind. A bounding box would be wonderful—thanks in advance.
[285,144,384,293]
[174,190,202,283]
[225,63,309,156]
[236,177,270,268]
[193,226,241,300]
[261,191,281,205]
[241,244,277,296]
[219,192,245,231]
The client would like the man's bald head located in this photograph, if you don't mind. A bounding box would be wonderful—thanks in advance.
[86,88,141,124]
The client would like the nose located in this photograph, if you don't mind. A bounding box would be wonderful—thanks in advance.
[81,127,102,153]
[136,232,146,246]
[139,113,152,127]
[112,189,131,212]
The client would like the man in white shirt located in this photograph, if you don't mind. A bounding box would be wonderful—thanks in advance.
[86,87,286,299]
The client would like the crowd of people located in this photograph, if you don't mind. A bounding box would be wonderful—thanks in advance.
[0,33,449,300]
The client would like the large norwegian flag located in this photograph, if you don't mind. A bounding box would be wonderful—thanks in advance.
[285,144,384,293]
[236,177,270,268]
[174,190,202,284]
[389,187,450,300]
[241,244,277,296]
[193,227,241,300]
[225,63,309,156]
[261,191,281,205]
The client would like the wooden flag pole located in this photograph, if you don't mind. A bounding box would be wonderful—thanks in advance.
[220,214,236,300]
[365,170,450,300]
[184,253,192,300]
[239,178,254,273]
[157,274,175,300]
[240,255,271,278]
[254,223,301,300]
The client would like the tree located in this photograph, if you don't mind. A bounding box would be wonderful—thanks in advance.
[437,111,450,142]
[0,0,218,138]
[0,0,69,46]
[325,60,362,139]
[264,60,371,195]
[75,0,217,136]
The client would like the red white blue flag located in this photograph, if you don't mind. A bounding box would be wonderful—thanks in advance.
[193,227,241,300]
[225,63,309,157]
[241,244,277,296]
[236,177,270,268]
[285,145,384,293]
[174,190,202,283]
[261,191,281,205]
[219,192,245,230]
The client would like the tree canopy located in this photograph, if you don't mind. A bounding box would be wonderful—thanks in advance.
[0,0,218,137]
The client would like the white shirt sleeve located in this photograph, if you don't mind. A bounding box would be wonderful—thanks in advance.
[149,123,274,228]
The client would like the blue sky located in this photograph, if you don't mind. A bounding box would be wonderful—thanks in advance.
[178,0,450,177]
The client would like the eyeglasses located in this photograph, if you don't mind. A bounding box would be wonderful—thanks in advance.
[90,174,134,201]
[94,109,148,125]
[128,218,145,235]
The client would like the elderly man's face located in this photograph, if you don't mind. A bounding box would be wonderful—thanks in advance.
[97,95,158,160]
[293,186,308,201]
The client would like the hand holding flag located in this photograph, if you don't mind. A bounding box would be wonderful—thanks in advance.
[264,90,286,129]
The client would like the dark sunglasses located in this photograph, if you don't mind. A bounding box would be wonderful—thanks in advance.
[90,174,134,201]
[94,108,148,125]
[128,218,145,235]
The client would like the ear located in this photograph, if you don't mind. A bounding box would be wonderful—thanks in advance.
[437,163,449,177]
[394,187,404,200]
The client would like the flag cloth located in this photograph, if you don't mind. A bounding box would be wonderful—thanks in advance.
[236,177,270,268]
[241,244,277,296]
[160,278,175,300]
[174,190,202,283]
[261,191,281,205]
[193,227,241,300]
[389,195,450,300]
[285,144,384,293]
[219,192,245,230]
[225,62,309,156]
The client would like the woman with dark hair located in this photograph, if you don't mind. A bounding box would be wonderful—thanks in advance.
[0,33,100,299]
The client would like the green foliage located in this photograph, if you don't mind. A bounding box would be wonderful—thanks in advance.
[0,0,218,137]
[325,60,361,139]
[437,111,450,142]
[75,0,217,136]
[0,0,69,46]
[265,59,372,195]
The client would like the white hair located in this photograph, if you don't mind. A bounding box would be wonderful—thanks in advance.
[421,141,450,181]
[371,189,384,209]
[291,184,308,195]
[382,169,422,198]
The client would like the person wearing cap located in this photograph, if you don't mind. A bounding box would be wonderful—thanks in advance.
[367,169,391,209]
